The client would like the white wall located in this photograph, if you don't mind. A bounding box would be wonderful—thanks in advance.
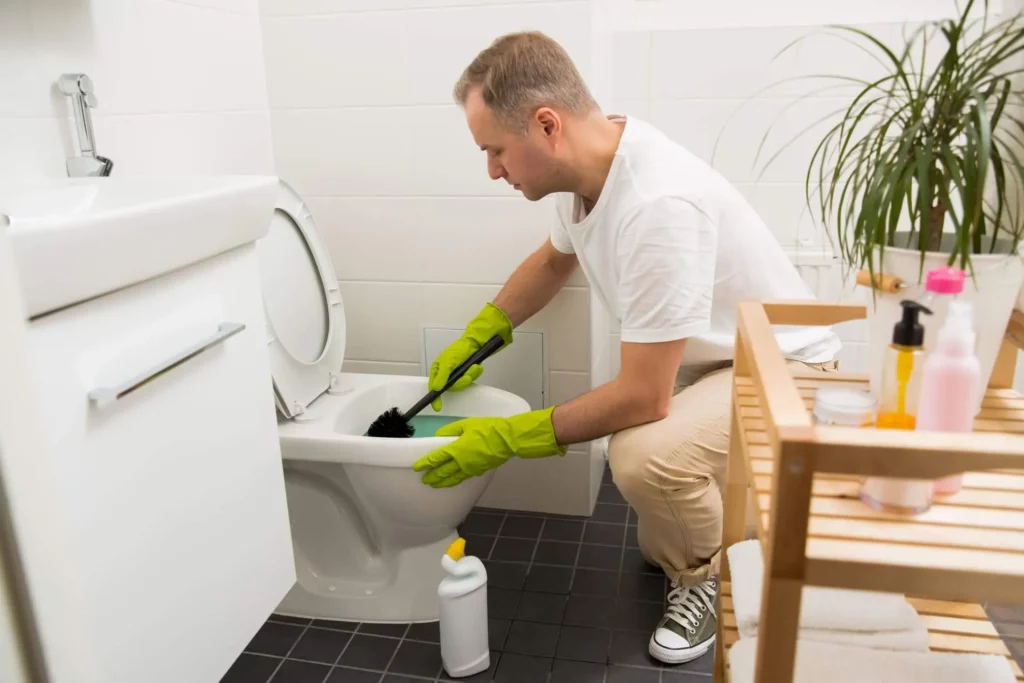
[0,0,273,180]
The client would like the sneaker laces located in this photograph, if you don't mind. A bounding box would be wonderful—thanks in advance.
[664,581,717,634]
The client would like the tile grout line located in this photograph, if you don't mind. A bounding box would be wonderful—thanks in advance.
[266,621,313,683]
[378,622,412,683]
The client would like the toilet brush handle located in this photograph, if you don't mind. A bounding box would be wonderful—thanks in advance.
[402,334,505,420]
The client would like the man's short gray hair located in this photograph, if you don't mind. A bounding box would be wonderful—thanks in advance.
[453,31,598,134]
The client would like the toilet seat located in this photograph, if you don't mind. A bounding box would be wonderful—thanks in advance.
[256,179,346,420]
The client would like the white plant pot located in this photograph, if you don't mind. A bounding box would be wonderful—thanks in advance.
[864,238,1024,415]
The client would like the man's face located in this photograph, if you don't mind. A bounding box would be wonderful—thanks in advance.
[463,88,563,201]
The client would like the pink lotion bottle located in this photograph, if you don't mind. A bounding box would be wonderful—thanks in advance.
[916,300,981,495]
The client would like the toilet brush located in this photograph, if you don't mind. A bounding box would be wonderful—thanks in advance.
[366,334,505,438]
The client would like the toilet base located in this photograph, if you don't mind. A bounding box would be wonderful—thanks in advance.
[274,531,457,624]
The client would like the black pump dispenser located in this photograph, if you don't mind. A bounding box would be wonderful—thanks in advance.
[892,300,932,347]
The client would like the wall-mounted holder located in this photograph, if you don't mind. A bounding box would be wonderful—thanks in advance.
[58,73,113,177]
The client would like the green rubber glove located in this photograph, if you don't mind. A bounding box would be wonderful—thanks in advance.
[429,302,513,411]
[412,407,567,488]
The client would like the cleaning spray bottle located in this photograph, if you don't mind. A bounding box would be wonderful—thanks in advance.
[861,299,935,513]
[438,537,489,678]
[917,300,981,496]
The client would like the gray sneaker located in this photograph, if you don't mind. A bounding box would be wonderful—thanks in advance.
[648,578,718,664]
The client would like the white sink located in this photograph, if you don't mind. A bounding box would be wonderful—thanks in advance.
[0,176,279,318]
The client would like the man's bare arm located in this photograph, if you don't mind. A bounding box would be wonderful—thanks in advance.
[493,239,579,327]
[550,339,686,445]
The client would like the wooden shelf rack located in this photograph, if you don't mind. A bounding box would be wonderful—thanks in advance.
[714,303,1024,683]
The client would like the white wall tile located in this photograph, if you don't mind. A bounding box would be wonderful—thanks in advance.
[306,196,589,286]
[0,118,67,179]
[405,2,593,104]
[262,11,411,109]
[337,282,590,371]
[31,0,268,116]
[735,182,822,249]
[260,0,559,15]
[609,30,651,101]
[549,371,591,404]
[271,105,517,197]
[91,111,275,175]
[649,97,850,183]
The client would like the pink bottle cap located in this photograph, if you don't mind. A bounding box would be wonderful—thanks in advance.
[925,267,966,294]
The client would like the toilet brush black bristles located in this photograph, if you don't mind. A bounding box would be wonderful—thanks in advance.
[365,333,505,438]
[366,406,415,438]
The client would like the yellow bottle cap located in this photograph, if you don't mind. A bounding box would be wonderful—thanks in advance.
[446,537,466,561]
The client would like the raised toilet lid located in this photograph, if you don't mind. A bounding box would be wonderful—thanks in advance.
[256,179,346,419]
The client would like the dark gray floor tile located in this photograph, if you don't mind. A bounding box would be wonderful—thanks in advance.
[494,653,552,683]
[661,669,711,682]
[554,625,610,663]
[584,522,626,546]
[613,601,664,632]
[598,485,627,505]
[357,623,408,638]
[488,588,522,620]
[463,534,496,559]
[618,573,666,602]
[269,615,313,627]
[524,565,573,594]
[542,519,585,542]
[534,541,580,566]
[603,467,613,485]
[289,628,351,664]
[405,621,440,643]
[325,668,381,683]
[268,659,332,683]
[489,618,511,651]
[501,515,544,539]
[607,665,659,683]
[387,640,442,678]
[563,595,617,629]
[679,648,714,674]
[220,653,280,683]
[515,592,567,624]
[609,630,660,668]
[504,621,561,658]
[625,526,639,548]
[592,503,629,524]
[628,509,638,525]
[461,511,505,535]
[439,650,500,681]
[550,658,606,683]
[485,561,528,590]
[621,549,662,576]
[577,544,623,571]
[571,568,620,597]
[380,676,427,683]
[311,619,359,632]
[491,537,537,562]
[246,622,306,657]
[994,622,1024,639]
[338,634,400,671]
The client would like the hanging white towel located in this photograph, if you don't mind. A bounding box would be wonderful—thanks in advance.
[727,540,922,633]
[729,637,1016,683]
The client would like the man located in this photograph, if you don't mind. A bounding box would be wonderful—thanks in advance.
[411,31,841,664]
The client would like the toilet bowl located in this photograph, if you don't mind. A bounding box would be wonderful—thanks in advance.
[255,179,529,623]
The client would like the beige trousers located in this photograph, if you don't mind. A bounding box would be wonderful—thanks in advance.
[607,359,837,587]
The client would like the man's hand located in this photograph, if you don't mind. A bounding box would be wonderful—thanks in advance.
[412,407,566,488]
[428,302,513,411]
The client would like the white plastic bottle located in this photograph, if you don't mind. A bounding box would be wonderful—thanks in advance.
[916,300,981,495]
[438,537,490,678]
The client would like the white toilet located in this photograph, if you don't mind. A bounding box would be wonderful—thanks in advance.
[255,179,530,624]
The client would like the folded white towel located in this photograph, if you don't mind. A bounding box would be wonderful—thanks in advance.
[727,540,922,633]
[736,620,930,652]
[729,637,1016,683]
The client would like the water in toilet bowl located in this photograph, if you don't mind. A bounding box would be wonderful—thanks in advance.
[408,414,463,437]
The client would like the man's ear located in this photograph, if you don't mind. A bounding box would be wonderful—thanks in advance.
[534,107,562,139]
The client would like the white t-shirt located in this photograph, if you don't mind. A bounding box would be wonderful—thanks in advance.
[550,115,841,380]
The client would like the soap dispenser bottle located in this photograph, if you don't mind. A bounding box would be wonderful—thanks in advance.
[862,299,936,513]
[438,537,489,678]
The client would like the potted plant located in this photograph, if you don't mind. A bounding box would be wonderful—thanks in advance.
[759,0,1024,403]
